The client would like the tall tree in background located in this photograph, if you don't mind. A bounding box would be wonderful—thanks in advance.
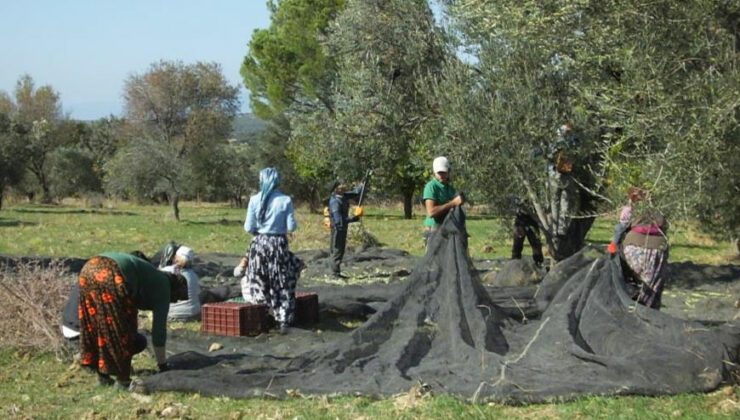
[291,0,448,218]
[77,116,127,183]
[1,75,67,203]
[241,0,346,205]
[241,0,345,120]
[0,109,25,210]
[104,138,190,212]
[117,60,240,220]
[437,0,739,260]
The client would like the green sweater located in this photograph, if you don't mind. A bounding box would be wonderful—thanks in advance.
[422,177,457,228]
[100,252,170,347]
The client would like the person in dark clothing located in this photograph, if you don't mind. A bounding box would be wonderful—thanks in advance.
[328,180,365,278]
[511,202,544,268]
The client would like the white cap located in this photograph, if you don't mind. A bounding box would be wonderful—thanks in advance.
[175,246,195,263]
[432,156,450,173]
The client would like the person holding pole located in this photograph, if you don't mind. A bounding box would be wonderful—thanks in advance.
[328,173,368,278]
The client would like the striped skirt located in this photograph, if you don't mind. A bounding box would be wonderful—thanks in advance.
[242,234,303,326]
[622,245,669,309]
[78,256,140,380]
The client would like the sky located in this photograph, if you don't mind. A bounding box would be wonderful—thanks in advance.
[0,1,271,120]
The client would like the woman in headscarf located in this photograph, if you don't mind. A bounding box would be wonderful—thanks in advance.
[241,167,302,333]
[620,209,670,309]
[78,252,188,388]
[160,245,201,321]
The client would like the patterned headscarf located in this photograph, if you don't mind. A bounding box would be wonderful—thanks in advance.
[258,167,280,222]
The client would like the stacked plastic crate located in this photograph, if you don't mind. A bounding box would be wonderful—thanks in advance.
[200,302,270,336]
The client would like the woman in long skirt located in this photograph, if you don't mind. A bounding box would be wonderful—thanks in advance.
[241,167,303,333]
[620,212,669,309]
[78,252,187,387]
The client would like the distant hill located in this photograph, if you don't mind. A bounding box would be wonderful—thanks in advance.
[232,113,267,140]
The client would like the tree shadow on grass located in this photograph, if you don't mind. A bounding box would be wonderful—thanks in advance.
[183,218,242,226]
[11,208,138,216]
[669,242,724,251]
[0,219,36,227]
[359,213,501,221]
[360,214,410,221]
[464,214,503,221]
[665,261,740,289]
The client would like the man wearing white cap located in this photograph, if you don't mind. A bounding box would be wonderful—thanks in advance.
[160,245,201,321]
[422,156,464,247]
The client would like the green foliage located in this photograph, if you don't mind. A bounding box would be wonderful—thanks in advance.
[695,130,740,252]
[241,0,348,209]
[231,113,267,139]
[290,0,449,217]
[0,113,26,209]
[188,142,257,206]
[438,0,739,257]
[48,147,102,199]
[119,60,240,219]
[124,61,239,154]
[104,138,191,205]
[253,119,322,207]
[0,75,68,203]
[241,0,346,119]
[76,116,127,182]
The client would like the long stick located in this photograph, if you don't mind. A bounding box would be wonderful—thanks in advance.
[357,169,371,207]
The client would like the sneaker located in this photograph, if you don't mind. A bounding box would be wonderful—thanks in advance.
[332,272,348,279]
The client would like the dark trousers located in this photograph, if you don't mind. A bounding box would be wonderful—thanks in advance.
[331,228,348,274]
[512,225,544,265]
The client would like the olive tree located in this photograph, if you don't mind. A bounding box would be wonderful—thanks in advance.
[0,112,25,209]
[116,61,240,220]
[436,0,739,259]
[1,75,67,203]
[291,0,449,218]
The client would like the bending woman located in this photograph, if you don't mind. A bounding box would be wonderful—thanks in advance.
[78,252,188,388]
[621,212,670,309]
[161,245,201,321]
[241,167,302,333]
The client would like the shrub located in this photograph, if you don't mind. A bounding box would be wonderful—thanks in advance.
[0,260,73,358]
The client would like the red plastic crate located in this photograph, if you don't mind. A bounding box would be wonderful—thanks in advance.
[200,302,270,336]
[295,292,319,326]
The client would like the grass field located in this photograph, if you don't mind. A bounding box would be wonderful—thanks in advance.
[0,200,736,264]
[0,200,738,419]
[0,348,737,419]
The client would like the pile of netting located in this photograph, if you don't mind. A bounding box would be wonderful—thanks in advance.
[141,208,739,403]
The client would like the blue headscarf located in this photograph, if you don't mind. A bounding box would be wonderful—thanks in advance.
[258,167,280,222]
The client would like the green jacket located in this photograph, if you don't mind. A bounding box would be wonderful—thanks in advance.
[100,252,170,347]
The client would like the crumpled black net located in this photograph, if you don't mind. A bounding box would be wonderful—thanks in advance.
[141,208,739,403]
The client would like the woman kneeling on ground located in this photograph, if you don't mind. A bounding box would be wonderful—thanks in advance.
[78,252,188,389]
[241,167,303,334]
